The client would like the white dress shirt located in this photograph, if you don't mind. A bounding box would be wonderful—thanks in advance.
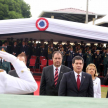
[53,65,61,77]
[74,71,82,82]
[0,59,38,94]
[93,77,101,98]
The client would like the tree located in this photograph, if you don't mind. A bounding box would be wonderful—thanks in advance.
[0,0,31,20]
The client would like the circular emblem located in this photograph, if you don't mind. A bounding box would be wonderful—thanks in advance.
[36,18,49,31]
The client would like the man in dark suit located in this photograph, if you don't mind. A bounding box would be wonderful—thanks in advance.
[40,45,48,59]
[103,73,108,98]
[58,56,93,97]
[20,41,28,55]
[32,43,40,57]
[11,41,19,56]
[40,51,72,96]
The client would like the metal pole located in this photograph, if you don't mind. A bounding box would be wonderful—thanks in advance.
[86,0,88,24]
[94,15,97,25]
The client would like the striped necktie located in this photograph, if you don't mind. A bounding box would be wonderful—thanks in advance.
[54,68,58,86]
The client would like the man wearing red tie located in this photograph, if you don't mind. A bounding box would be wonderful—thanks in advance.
[58,56,93,97]
[40,51,72,96]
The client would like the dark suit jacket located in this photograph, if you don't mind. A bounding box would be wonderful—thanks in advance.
[20,46,28,55]
[103,74,108,85]
[40,65,72,96]
[40,48,48,59]
[103,74,108,98]
[32,47,40,56]
[8,70,33,95]
[11,45,19,56]
[58,71,93,97]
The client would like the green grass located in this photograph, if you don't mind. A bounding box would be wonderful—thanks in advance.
[101,87,108,98]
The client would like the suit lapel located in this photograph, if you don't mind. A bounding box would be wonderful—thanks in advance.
[70,71,78,90]
[80,72,86,90]
[57,65,64,85]
[49,65,54,84]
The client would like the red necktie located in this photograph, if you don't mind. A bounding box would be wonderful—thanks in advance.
[77,75,80,90]
[54,68,58,86]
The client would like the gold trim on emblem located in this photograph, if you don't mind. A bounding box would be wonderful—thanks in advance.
[21,70,24,73]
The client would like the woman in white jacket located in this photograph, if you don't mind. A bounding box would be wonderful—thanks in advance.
[86,63,101,98]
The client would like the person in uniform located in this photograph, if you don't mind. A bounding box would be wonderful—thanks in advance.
[76,49,84,58]
[8,52,34,95]
[0,44,7,51]
[102,48,108,76]
[86,49,94,67]
[8,52,31,77]
[11,41,19,56]
[48,44,54,59]
[61,47,66,65]
[0,51,38,94]
[66,47,75,69]
[0,40,2,46]
[40,45,47,59]
[20,41,28,55]
[76,49,86,71]
[31,43,40,68]
[32,43,40,57]
[94,50,102,75]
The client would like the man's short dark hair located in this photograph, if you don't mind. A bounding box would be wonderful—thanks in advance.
[52,51,63,58]
[72,56,84,64]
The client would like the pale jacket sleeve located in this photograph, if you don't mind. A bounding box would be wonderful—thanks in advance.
[97,78,101,98]
[0,59,38,94]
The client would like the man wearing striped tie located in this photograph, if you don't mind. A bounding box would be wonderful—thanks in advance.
[40,51,72,96]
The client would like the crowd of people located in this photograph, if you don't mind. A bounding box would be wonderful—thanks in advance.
[0,38,108,76]
[0,38,108,98]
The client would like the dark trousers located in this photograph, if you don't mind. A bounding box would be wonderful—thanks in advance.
[95,63,100,74]
[104,63,108,76]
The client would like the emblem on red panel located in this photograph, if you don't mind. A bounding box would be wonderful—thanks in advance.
[36,18,49,31]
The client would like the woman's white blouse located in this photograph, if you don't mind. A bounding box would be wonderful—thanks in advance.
[93,77,101,98]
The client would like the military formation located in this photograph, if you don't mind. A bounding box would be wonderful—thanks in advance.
[0,38,108,76]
